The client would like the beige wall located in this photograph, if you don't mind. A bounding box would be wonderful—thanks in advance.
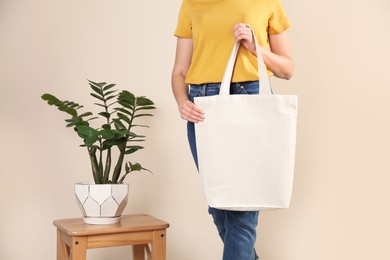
[1,0,389,259]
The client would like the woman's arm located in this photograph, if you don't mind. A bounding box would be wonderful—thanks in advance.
[261,32,294,80]
[233,23,294,80]
[171,37,205,123]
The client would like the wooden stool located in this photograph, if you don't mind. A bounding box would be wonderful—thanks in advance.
[53,214,170,260]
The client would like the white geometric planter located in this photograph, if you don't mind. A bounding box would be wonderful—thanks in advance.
[74,182,129,225]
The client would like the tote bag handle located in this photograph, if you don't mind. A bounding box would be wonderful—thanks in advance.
[220,25,272,95]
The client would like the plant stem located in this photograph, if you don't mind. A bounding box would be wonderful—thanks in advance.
[98,139,104,182]
[88,147,102,184]
[103,148,111,184]
[111,142,125,184]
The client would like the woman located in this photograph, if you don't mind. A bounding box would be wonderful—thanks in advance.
[171,0,294,259]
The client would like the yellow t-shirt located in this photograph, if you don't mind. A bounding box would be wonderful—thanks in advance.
[174,0,291,84]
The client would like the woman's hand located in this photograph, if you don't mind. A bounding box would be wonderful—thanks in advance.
[233,23,295,80]
[179,100,205,123]
[233,23,256,55]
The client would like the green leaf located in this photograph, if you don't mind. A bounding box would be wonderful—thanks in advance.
[130,124,149,128]
[76,125,99,137]
[127,139,146,142]
[135,106,156,111]
[41,93,59,105]
[102,124,111,130]
[115,107,133,116]
[124,146,144,154]
[41,93,54,100]
[65,101,78,109]
[88,80,106,88]
[75,125,100,146]
[97,82,107,87]
[127,132,144,138]
[84,135,99,146]
[134,113,154,118]
[117,129,129,135]
[86,116,98,122]
[136,97,155,106]
[130,162,142,171]
[103,83,116,91]
[106,95,117,101]
[91,93,104,102]
[117,113,131,124]
[113,118,126,130]
[98,111,111,119]
[94,103,106,108]
[90,84,103,95]
[118,91,136,106]
[79,112,93,118]
[102,137,127,146]
[58,106,77,117]
[104,90,117,96]
[65,117,82,127]
[99,129,116,139]
[126,145,144,150]
[75,126,99,146]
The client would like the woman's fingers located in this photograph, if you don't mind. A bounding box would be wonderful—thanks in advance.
[180,100,205,123]
[233,23,252,42]
[233,23,255,52]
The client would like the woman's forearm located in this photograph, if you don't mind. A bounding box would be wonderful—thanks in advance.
[258,45,294,80]
[171,74,189,109]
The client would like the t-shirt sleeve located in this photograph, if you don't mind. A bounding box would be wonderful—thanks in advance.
[174,0,192,38]
[268,0,291,34]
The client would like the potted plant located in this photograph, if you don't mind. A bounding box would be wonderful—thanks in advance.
[41,80,156,224]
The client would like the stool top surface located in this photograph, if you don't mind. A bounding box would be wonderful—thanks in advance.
[53,214,169,236]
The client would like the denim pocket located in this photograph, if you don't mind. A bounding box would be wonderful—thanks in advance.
[189,84,221,101]
[232,81,260,95]
[204,84,221,97]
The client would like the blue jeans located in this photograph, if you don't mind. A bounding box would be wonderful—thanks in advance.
[187,81,262,260]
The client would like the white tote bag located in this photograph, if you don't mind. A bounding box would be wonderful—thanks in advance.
[194,38,298,211]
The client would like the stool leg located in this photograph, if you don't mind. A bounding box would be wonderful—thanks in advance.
[57,230,70,260]
[145,245,152,259]
[133,245,146,260]
[70,237,87,260]
[152,230,166,260]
